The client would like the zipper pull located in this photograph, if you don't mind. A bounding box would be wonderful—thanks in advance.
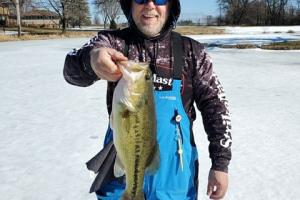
[177,136,184,171]
[175,114,184,171]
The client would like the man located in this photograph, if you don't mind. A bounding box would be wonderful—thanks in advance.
[64,0,232,199]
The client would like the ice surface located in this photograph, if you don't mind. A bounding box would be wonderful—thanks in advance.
[191,33,300,47]
[224,26,300,34]
[190,26,300,46]
[0,35,300,200]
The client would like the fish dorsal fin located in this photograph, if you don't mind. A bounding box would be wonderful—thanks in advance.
[145,144,160,176]
[114,154,125,178]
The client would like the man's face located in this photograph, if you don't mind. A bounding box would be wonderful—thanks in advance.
[131,0,170,37]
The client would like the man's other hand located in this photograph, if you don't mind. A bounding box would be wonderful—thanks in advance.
[207,169,228,200]
[90,47,128,82]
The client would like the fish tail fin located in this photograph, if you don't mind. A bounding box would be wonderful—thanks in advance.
[121,191,145,200]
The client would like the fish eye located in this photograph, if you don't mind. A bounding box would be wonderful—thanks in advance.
[145,72,151,80]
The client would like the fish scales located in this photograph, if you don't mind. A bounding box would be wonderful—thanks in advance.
[111,61,159,200]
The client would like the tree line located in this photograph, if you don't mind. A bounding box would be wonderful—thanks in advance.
[2,0,300,35]
[0,0,124,32]
[1,0,91,33]
[93,0,300,26]
[37,0,91,32]
[217,0,300,25]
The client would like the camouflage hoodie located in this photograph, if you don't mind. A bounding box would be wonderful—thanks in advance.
[63,0,232,173]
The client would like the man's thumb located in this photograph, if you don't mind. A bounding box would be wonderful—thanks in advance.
[207,183,214,196]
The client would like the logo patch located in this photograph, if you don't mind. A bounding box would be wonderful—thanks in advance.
[152,73,173,91]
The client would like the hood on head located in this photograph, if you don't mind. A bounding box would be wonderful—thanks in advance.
[120,0,181,29]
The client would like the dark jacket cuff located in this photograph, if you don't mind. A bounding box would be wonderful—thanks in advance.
[211,157,230,173]
[82,49,98,80]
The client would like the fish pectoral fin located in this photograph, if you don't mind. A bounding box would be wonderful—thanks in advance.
[113,154,125,178]
[145,144,160,176]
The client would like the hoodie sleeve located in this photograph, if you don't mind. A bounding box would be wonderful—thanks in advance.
[192,47,232,173]
[63,31,114,87]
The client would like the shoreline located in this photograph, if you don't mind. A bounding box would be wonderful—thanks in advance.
[1,26,300,50]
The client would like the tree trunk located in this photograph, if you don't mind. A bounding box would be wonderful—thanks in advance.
[15,0,21,37]
[62,18,66,33]
[109,18,117,29]
[104,15,108,29]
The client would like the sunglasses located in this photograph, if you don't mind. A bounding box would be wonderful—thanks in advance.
[134,0,169,6]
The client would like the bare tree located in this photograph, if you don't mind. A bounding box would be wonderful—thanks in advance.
[217,0,226,25]
[265,0,289,25]
[217,0,300,25]
[15,0,21,36]
[0,0,10,33]
[93,0,121,29]
[255,0,266,25]
[244,0,267,25]
[218,0,251,25]
[297,0,300,24]
[37,0,68,32]
[2,0,28,36]
[93,14,101,25]
[67,0,90,28]
[37,0,90,32]
[9,0,31,15]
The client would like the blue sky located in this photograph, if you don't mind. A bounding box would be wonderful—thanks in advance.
[90,0,300,22]
[179,0,218,19]
[90,0,219,22]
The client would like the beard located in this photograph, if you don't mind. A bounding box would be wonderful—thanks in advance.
[136,21,165,37]
[133,12,169,37]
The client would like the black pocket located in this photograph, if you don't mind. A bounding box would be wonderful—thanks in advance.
[194,159,199,199]
[86,141,124,193]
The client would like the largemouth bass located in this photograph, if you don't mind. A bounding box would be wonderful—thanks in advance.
[111,61,159,200]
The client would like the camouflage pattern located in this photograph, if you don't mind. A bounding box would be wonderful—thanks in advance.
[63,27,232,172]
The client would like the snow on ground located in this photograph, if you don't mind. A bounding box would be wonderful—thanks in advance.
[0,30,20,35]
[201,48,300,199]
[190,33,300,46]
[0,36,300,200]
[191,26,300,46]
[224,26,300,34]
[67,26,105,31]
[68,25,300,35]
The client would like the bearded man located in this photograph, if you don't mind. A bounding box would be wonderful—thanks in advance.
[64,0,232,199]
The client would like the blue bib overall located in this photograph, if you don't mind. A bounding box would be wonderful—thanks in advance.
[96,32,199,200]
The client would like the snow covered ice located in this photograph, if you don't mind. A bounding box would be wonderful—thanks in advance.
[0,33,300,200]
[191,26,300,47]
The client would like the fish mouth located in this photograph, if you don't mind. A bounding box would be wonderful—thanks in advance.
[118,61,149,73]
[128,61,149,71]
